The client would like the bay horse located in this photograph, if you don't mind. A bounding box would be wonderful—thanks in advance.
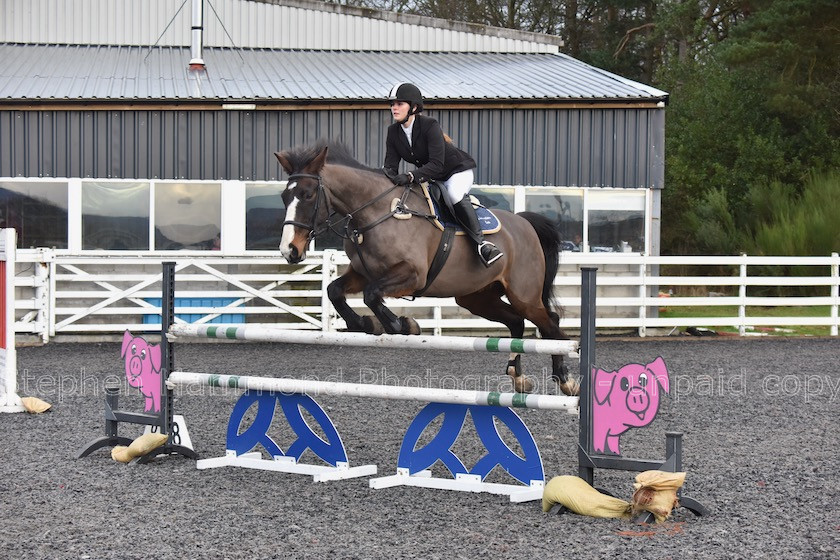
[274,142,579,396]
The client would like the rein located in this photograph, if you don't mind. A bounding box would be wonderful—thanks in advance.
[285,171,433,243]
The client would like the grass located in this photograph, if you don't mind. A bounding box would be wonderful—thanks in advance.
[657,305,835,336]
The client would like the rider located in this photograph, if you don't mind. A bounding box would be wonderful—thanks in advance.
[383,82,503,267]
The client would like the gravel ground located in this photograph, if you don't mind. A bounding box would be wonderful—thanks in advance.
[1,336,838,559]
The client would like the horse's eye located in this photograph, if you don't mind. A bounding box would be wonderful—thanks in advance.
[304,191,316,201]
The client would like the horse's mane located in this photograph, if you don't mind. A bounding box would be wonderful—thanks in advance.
[284,140,381,175]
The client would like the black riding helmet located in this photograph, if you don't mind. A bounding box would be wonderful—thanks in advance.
[387,82,423,117]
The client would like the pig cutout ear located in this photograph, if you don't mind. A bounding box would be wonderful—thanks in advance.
[592,368,617,405]
[121,330,133,358]
[148,343,162,373]
[646,356,669,394]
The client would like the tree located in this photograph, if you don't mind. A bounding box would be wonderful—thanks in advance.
[660,0,840,254]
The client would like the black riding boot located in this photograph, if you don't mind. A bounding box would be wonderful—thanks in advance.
[453,196,504,267]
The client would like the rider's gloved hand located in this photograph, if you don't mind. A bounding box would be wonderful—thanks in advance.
[391,172,414,185]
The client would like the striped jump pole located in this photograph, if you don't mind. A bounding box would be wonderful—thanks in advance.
[167,324,579,357]
[168,371,579,412]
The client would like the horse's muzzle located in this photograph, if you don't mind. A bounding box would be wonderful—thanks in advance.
[282,243,305,264]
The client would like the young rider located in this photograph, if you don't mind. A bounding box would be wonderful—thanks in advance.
[383,82,503,267]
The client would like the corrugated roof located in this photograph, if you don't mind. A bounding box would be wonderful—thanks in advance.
[2,0,564,54]
[0,43,668,103]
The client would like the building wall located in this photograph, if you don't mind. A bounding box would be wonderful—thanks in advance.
[0,107,664,188]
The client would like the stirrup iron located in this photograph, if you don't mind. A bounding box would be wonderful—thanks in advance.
[478,241,503,266]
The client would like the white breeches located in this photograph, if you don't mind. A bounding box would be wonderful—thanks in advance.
[442,169,474,205]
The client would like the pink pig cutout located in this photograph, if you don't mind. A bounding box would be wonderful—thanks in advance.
[591,356,669,455]
[121,330,162,413]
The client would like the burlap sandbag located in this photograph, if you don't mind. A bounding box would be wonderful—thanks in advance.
[631,470,686,522]
[542,475,632,519]
[111,446,134,463]
[127,432,169,457]
[21,396,52,413]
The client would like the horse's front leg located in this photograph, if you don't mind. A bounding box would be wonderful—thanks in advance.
[362,262,422,335]
[326,267,369,332]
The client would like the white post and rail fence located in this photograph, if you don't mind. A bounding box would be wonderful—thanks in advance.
[1,229,22,412]
[2,241,838,343]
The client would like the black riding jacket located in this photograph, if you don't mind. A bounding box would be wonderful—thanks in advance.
[383,115,476,184]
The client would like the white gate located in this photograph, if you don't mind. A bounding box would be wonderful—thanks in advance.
[11,250,840,341]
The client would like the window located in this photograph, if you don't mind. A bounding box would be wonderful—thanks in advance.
[471,186,514,213]
[525,188,584,252]
[82,181,150,250]
[245,182,286,250]
[0,181,68,248]
[587,190,646,253]
[0,180,652,254]
[154,182,221,251]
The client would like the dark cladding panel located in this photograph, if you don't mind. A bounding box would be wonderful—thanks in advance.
[1,107,663,188]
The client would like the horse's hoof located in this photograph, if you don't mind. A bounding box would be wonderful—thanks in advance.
[511,374,534,393]
[400,317,421,335]
[361,316,385,335]
[506,355,522,378]
[557,379,580,396]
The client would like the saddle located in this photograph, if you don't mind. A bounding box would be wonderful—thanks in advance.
[394,181,501,297]
[417,181,501,236]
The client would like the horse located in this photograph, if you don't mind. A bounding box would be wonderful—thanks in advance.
[273,141,579,396]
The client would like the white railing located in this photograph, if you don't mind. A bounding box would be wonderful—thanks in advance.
[11,250,840,342]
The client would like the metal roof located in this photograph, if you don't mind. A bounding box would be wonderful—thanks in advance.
[2,0,564,54]
[0,44,667,104]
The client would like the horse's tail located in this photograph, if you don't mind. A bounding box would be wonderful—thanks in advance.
[517,212,561,316]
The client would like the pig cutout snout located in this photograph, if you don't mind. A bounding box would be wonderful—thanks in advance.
[121,330,162,413]
[591,356,669,455]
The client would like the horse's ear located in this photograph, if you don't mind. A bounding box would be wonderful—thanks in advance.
[274,151,293,175]
[305,146,329,174]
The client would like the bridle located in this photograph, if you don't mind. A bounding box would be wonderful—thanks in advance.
[282,173,332,241]
[281,169,437,281]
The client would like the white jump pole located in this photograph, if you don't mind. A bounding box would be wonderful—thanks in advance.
[168,371,579,413]
[0,229,22,413]
[168,324,579,356]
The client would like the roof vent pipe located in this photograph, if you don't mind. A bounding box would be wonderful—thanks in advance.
[189,0,205,70]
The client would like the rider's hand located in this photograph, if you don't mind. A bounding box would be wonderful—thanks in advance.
[392,172,414,185]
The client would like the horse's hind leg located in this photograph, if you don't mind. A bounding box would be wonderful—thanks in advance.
[509,296,579,396]
[456,287,534,393]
